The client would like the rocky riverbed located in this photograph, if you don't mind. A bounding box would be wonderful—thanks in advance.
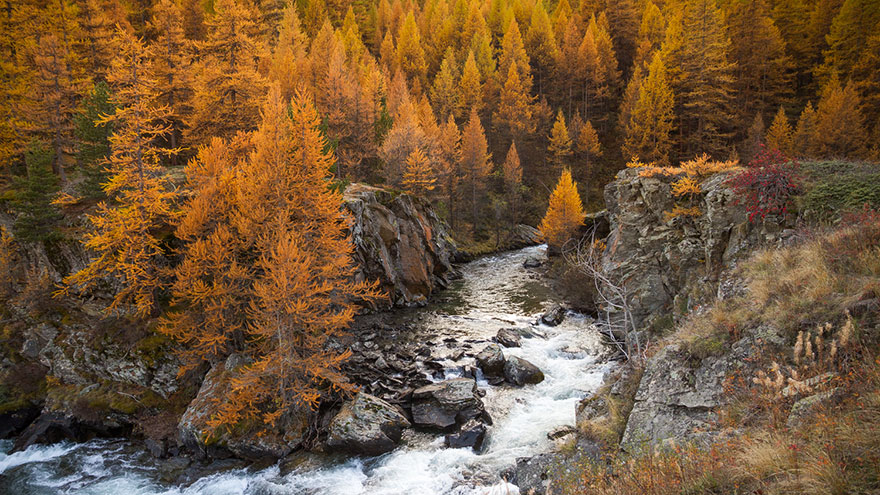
[0,245,615,495]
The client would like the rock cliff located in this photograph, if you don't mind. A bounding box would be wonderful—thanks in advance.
[599,168,793,332]
[343,183,457,307]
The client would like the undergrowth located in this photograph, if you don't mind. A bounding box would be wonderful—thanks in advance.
[555,210,880,494]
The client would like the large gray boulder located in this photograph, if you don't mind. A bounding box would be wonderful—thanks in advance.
[504,356,545,386]
[178,357,308,460]
[411,378,484,429]
[475,344,505,377]
[344,184,457,307]
[325,392,410,456]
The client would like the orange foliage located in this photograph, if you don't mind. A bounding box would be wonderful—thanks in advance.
[164,85,381,433]
[539,169,585,251]
[63,29,178,318]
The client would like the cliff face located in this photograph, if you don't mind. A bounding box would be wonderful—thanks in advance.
[600,168,793,332]
[343,183,457,307]
[586,168,797,453]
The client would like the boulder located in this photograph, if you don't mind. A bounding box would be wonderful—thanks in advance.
[495,328,522,348]
[540,305,566,326]
[547,425,577,441]
[178,357,308,460]
[411,378,484,430]
[475,344,505,377]
[522,256,543,268]
[504,356,545,386]
[343,184,457,307]
[506,224,543,249]
[325,392,410,456]
[513,453,558,495]
[444,419,487,450]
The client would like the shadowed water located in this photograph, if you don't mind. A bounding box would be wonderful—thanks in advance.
[1,245,613,495]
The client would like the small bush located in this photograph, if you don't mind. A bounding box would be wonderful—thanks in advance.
[727,145,802,222]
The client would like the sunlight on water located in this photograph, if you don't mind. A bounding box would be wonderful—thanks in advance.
[1,246,613,495]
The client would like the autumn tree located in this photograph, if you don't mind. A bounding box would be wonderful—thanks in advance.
[494,65,535,141]
[430,52,461,121]
[793,101,818,157]
[765,106,793,154]
[402,148,437,196]
[30,34,81,180]
[186,0,266,147]
[540,169,585,253]
[459,50,483,114]
[577,120,602,168]
[460,108,492,229]
[548,110,572,171]
[500,140,524,226]
[435,115,461,228]
[725,0,790,127]
[662,0,735,156]
[164,86,380,432]
[812,74,866,157]
[396,11,427,87]
[64,29,178,317]
[623,52,674,165]
[150,0,193,163]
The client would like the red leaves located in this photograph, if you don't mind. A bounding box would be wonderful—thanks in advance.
[727,144,802,223]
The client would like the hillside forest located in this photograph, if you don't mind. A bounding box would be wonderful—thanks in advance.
[1,0,879,439]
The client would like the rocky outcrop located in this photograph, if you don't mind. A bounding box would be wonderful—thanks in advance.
[344,184,457,307]
[411,378,484,430]
[599,168,791,331]
[325,392,410,456]
[620,327,783,451]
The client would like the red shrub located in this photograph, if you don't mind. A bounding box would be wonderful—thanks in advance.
[728,145,802,222]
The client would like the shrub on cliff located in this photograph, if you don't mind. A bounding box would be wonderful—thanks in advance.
[727,145,802,222]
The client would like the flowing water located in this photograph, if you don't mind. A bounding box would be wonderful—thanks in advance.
[0,245,613,495]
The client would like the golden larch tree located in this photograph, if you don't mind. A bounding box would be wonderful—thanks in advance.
[150,0,193,164]
[459,50,483,115]
[64,28,178,317]
[166,86,380,433]
[765,106,793,154]
[793,101,818,157]
[623,52,675,165]
[402,148,437,196]
[540,169,585,253]
[187,0,266,147]
[813,74,866,157]
[460,108,492,229]
[548,110,572,171]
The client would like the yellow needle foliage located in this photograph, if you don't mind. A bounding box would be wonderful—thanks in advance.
[63,29,178,318]
[539,169,585,252]
[164,85,381,434]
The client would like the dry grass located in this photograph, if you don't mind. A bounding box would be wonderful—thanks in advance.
[556,217,880,495]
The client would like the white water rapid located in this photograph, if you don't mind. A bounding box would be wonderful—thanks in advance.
[1,245,613,495]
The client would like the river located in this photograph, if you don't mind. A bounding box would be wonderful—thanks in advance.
[0,245,613,495]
